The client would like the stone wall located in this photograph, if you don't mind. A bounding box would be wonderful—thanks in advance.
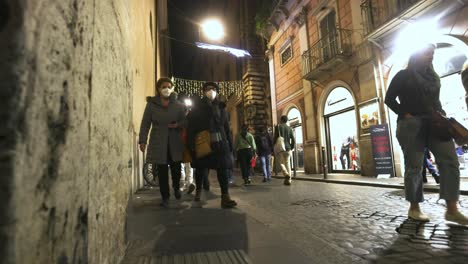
[0,0,156,263]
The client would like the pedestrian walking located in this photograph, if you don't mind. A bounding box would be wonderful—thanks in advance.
[422,148,440,184]
[179,93,196,194]
[274,115,295,185]
[139,77,187,208]
[219,95,235,185]
[187,82,237,208]
[385,44,468,225]
[255,127,273,182]
[235,124,256,185]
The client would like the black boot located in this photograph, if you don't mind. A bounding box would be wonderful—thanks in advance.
[221,194,237,208]
[432,174,440,184]
[194,190,201,201]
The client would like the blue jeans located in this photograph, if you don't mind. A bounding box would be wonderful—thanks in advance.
[396,116,460,202]
[260,155,271,179]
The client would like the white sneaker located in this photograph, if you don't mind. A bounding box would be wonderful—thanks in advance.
[408,209,430,222]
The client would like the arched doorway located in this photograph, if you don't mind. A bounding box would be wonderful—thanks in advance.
[323,87,360,172]
[287,107,304,171]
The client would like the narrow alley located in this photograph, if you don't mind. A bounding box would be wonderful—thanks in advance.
[2,0,468,264]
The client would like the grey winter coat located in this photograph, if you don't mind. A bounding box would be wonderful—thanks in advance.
[139,94,187,164]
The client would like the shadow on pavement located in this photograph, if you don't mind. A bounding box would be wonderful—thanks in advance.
[371,219,468,263]
[123,189,249,261]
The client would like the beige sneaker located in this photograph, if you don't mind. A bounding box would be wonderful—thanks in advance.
[445,211,468,225]
[408,209,430,222]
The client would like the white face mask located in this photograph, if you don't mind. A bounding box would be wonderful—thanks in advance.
[160,88,173,98]
[206,90,217,100]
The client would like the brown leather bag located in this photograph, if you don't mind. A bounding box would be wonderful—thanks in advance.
[194,130,212,159]
[431,111,468,144]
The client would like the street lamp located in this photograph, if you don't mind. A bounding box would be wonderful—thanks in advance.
[200,18,224,41]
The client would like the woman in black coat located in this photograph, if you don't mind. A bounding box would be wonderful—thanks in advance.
[187,82,237,208]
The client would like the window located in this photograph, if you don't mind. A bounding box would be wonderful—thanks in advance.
[279,39,293,66]
[319,10,337,60]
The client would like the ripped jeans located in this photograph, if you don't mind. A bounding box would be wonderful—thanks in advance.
[396,116,460,203]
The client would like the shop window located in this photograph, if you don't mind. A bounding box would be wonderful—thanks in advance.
[287,108,304,169]
[323,87,360,172]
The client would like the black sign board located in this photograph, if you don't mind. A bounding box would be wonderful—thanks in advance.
[370,124,394,177]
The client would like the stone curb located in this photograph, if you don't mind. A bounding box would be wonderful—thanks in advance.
[271,176,468,196]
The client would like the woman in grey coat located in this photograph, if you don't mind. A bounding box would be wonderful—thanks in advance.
[139,77,187,207]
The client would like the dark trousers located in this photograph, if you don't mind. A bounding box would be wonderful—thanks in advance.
[156,161,181,200]
[237,148,252,180]
[195,168,229,195]
[340,149,350,169]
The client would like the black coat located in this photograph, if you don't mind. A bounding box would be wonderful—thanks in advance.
[187,97,233,169]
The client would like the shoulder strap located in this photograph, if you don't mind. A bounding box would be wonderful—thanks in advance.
[277,125,282,137]
[242,133,253,148]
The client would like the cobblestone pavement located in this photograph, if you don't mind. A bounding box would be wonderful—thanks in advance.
[122,175,468,264]
[229,176,468,264]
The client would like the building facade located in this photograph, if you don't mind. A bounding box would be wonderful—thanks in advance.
[1,0,169,263]
[264,0,468,176]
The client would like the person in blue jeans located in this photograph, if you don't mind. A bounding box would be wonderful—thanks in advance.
[422,148,440,184]
[385,44,467,225]
[255,127,273,182]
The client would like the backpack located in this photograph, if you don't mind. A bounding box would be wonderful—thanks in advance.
[257,135,271,153]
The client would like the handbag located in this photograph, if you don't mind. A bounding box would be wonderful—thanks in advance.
[250,155,257,168]
[274,125,286,154]
[195,130,212,159]
[431,111,468,145]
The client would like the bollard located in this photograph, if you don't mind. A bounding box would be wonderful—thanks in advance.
[321,146,327,179]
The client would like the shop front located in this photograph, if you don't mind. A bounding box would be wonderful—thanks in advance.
[287,107,304,172]
[322,87,361,173]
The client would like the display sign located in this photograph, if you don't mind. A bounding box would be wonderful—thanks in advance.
[370,124,394,177]
[358,98,380,133]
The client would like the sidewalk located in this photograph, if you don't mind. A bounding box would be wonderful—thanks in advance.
[121,171,468,264]
[273,171,468,195]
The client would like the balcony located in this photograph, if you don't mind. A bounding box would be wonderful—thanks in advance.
[360,0,421,36]
[302,29,353,80]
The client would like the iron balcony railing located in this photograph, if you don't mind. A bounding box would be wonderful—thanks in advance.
[302,28,353,77]
[360,0,420,35]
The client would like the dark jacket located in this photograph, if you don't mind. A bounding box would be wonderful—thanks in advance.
[274,123,295,151]
[384,69,443,120]
[255,133,273,156]
[187,97,233,169]
[139,94,187,164]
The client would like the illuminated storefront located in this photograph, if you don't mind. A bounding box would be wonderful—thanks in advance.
[287,107,304,171]
[323,87,361,173]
